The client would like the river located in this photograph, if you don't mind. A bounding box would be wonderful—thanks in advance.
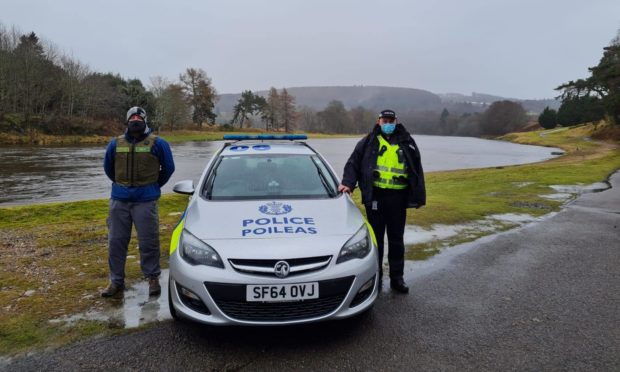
[0,135,560,206]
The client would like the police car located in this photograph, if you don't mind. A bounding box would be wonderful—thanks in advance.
[168,134,379,325]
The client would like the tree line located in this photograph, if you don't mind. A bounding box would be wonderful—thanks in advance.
[539,29,619,129]
[0,23,218,136]
[3,22,586,140]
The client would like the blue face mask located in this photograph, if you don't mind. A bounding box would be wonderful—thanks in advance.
[381,123,396,135]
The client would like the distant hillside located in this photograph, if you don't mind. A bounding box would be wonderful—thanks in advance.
[216,86,442,120]
[215,86,560,123]
[438,92,561,113]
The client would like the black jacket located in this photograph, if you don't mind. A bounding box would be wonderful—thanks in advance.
[341,124,426,209]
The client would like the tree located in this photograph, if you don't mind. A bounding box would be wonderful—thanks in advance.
[159,83,190,131]
[231,90,267,128]
[556,29,620,125]
[538,106,557,129]
[439,108,453,135]
[317,100,352,134]
[589,30,620,124]
[180,68,217,128]
[349,106,376,133]
[279,88,297,132]
[264,87,280,131]
[479,100,527,135]
[556,96,605,126]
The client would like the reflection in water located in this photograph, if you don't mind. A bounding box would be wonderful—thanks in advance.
[0,136,561,206]
[50,270,171,328]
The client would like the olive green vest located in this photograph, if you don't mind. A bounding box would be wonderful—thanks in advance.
[373,135,409,190]
[114,134,160,187]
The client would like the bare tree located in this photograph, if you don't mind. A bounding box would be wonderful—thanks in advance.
[265,87,280,131]
[279,88,297,133]
[179,68,217,128]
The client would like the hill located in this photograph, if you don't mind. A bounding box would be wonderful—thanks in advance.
[216,86,560,123]
[215,86,443,120]
[438,92,561,113]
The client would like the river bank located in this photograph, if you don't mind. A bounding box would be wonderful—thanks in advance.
[0,129,355,145]
[0,122,618,355]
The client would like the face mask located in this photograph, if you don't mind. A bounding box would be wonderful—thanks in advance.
[128,120,146,135]
[381,123,396,135]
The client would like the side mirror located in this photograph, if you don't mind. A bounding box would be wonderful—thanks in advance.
[173,180,195,195]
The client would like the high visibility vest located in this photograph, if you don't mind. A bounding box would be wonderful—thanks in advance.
[373,135,409,190]
[114,134,160,187]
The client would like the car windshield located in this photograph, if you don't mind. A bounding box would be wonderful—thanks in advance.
[205,154,338,200]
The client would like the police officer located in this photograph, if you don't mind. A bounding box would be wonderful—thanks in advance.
[339,109,425,294]
[101,107,175,298]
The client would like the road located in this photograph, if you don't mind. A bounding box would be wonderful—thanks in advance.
[4,172,619,371]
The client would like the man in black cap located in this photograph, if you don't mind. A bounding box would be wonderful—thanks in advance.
[339,109,425,293]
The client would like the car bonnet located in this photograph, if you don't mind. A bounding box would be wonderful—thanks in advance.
[183,195,364,241]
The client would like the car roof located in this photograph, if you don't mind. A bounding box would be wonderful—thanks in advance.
[220,141,316,156]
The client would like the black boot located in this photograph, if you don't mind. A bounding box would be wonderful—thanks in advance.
[390,277,409,294]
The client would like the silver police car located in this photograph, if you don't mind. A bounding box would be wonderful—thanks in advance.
[168,135,379,325]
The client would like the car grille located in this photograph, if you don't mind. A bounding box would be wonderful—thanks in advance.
[205,276,354,322]
[228,255,332,277]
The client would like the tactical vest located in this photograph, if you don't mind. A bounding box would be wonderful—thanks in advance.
[114,134,160,187]
[373,135,409,190]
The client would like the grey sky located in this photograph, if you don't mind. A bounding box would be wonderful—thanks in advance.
[1,0,618,99]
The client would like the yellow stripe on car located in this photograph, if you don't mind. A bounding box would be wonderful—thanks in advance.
[364,219,378,248]
[169,218,185,255]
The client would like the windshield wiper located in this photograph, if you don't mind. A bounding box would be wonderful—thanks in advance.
[312,158,336,198]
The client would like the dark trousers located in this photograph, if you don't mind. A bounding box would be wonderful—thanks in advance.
[107,199,161,286]
[365,187,407,280]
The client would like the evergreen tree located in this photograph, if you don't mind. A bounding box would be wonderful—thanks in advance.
[538,106,557,129]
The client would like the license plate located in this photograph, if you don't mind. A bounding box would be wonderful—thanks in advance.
[246,282,319,302]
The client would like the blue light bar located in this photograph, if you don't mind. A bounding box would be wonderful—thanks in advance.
[223,134,308,141]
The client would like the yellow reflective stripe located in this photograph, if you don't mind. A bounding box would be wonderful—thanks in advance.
[169,218,185,255]
[363,219,378,248]
[390,167,407,174]
[134,146,151,153]
[116,147,130,153]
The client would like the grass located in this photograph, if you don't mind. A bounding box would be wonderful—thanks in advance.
[0,122,618,355]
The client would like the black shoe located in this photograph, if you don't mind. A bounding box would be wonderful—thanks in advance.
[390,278,409,294]
[149,277,161,296]
[101,282,125,298]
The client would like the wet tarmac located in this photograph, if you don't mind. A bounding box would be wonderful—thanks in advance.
[0,136,561,205]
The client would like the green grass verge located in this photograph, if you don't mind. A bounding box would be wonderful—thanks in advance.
[0,122,618,355]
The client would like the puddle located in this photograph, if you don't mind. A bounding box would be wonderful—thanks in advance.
[488,213,543,223]
[50,270,171,328]
[549,182,610,194]
[402,213,542,247]
[540,193,574,202]
[512,182,534,188]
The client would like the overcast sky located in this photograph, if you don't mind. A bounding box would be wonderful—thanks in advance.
[1,0,618,99]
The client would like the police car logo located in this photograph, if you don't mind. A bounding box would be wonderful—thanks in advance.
[274,261,290,278]
[259,202,292,215]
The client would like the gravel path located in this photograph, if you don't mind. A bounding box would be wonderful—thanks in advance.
[4,172,619,371]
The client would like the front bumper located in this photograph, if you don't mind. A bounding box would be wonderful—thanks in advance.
[169,248,379,325]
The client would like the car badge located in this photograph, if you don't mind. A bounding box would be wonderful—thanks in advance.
[274,261,290,278]
[259,201,292,215]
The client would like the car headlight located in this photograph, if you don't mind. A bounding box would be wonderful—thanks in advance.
[180,230,224,268]
[337,225,372,264]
